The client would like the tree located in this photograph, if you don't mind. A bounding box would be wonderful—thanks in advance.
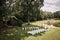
[0,0,6,29]
[54,11,60,19]
[0,0,44,29]
[0,0,16,29]
[16,0,44,25]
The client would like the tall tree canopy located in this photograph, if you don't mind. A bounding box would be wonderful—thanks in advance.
[15,0,44,25]
[0,0,44,29]
[54,11,60,19]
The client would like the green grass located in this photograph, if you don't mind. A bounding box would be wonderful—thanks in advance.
[42,28,60,40]
[31,19,60,26]
[0,19,60,40]
[24,19,60,40]
[24,28,60,40]
[22,23,40,27]
[0,27,28,40]
[0,24,43,40]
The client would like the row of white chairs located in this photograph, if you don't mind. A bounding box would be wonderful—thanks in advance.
[27,29,46,35]
[27,24,55,35]
[22,27,40,30]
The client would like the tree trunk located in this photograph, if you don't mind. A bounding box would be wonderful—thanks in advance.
[27,11,30,25]
[0,15,3,28]
[0,0,6,30]
[27,16,30,25]
[0,13,5,30]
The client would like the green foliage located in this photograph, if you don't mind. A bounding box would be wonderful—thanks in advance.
[15,0,44,22]
[54,11,60,19]
[0,0,44,28]
[7,17,23,27]
[0,0,7,28]
[0,25,44,40]
[0,27,27,40]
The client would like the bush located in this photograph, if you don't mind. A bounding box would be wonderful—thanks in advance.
[17,20,23,27]
[7,18,23,27]
[53,22,60,27]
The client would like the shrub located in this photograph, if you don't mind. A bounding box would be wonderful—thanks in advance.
[53,22,60,27]
[7,18,23,27]
[17,20,23,27]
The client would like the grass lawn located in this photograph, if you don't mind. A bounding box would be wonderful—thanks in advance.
[0,19,60,40]
[0,25,42,40]
[24,28,60,40]
[31,19,60,26]
[0,27,27,40]
[41,28,60,40]
[24,19,60,40]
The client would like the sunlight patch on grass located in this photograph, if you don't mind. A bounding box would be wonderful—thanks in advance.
[31,19,60,26]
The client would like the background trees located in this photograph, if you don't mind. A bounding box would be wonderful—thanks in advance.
[54,11,60,19]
